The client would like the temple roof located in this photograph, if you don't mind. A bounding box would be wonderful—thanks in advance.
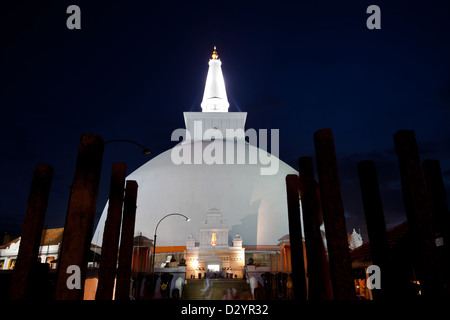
[0,228,64,249]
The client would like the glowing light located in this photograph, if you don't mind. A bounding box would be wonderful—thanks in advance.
[191,258,198,269]
[208,264,220,272]
[212,46,218,60]
[211,233,217,246]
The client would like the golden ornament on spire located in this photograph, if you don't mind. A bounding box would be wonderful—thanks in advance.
[212,46,218,60]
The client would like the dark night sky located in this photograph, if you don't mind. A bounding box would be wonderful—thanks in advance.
[1,0,449,244]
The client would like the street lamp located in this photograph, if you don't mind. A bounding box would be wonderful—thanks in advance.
[151,213,190,273]
[105,139,151,155]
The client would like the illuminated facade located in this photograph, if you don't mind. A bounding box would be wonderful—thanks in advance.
[184,208,245,279]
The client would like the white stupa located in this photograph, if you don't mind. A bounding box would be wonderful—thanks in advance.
[92,47,298,248]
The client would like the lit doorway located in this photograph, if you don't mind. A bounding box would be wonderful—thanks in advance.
[207,264,220,272]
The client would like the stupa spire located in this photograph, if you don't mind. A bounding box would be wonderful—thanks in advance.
[201,46,230,112]
[212,46,218,60]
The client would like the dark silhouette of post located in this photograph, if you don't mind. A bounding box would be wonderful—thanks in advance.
[393,130,444,298]
[313,129,354,300]
[298,156,333,300]
[115,180,138,300]
[357,160,394,299]
[285,174,307,301]
[9,164,53,300]
[54,134,104,300]
[422,159,450,296]
[95,163,127,300]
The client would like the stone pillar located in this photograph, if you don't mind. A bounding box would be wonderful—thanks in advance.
[422,160,450,250]
[115,180,138,300]
[285,174,307,301]
[357,160,393,299]
[9,164,53,300]
[393,130,444,298]
[298,156,333,300]
[313,129,354,300]
[422,159,450,296]
[54,134,104,300]
[95,163,127,300]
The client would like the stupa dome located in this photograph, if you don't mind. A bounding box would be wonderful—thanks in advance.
[92,139,297,247]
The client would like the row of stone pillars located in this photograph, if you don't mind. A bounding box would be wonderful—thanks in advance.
[8,134,139,300]
[286,128,449,300]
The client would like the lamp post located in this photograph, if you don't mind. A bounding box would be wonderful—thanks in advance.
[151,213,190,274]
[105,139,151,155]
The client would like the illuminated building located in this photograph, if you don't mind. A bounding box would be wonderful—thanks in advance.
[184,207,245,279]
[0,228,63,270]
[92,47,299,278]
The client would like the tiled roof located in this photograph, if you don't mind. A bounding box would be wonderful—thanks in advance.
[154,246,186,253]
[350,221,408,267]
[40,228,64,246]
[0,237,20,249]
[134,234,153,247]
[0,228,64,249]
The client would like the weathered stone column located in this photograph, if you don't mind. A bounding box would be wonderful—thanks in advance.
[54,134,104,300]
[422,159,450,250]
[95,163,127,300]
[422,159,450,296]
[285,174,307,301]
[298,156,333,300]
[393,130,444,298]
[357,160,393,299]
[115,180,138,300]
[313,129,354,300]
[9,164,53,300]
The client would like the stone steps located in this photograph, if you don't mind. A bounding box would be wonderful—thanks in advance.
[181,279,252,300]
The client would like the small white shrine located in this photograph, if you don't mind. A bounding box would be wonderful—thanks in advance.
[185,208,245,279]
